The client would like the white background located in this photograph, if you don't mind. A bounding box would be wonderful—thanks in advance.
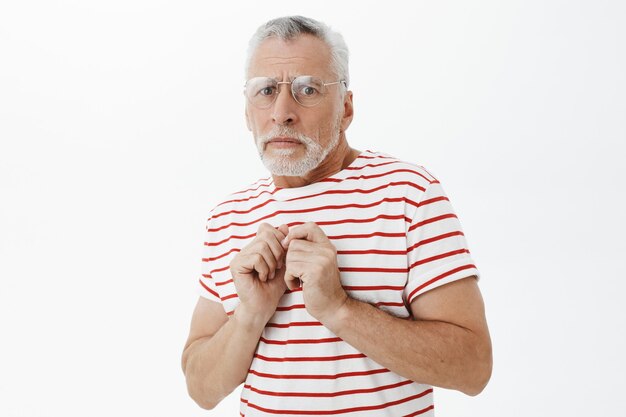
[1,1,625,416]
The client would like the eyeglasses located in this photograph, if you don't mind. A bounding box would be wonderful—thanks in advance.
[244,76,346,108]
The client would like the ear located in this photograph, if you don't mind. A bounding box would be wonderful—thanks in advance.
[340,90,354,132]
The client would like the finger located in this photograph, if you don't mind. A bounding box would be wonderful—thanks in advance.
[285,238,320,254]
[284,267,303,291]
[248,241,280,281]
[284,222,329,246]
[244,252,271,282]
[286,247,324,264]
[276,224,289,237]
[259,222,287,240]
[257,224,287,269]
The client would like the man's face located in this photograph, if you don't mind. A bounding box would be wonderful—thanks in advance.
[245,35,353,176]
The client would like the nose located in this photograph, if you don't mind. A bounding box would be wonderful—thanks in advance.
[271,83,298,126]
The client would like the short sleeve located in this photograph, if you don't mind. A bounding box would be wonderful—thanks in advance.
[403,180,479,304]
[197,216,223,304]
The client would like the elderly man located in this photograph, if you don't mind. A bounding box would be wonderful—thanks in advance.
[182,16,492,416]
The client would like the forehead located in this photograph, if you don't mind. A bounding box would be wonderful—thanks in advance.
[248,34,334,79]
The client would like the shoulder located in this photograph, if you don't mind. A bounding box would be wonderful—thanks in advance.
[359,150,438,187]
[206,176,274,219]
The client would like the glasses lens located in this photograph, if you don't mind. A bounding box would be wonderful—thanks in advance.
[292,76,324,107]
[245,77,278,108]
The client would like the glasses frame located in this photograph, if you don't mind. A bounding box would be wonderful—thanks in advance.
[244,76,347,109]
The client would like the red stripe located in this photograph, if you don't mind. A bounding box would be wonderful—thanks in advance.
[345,160,397,170]
[202,247,240,263]
[330,231,405,240]
[407,231,464,254]
[209,264,230,275]
[198,279,219,299]
[254,353,366,362]
[319,213,411,226]
[286,181,425,204]
[259,336,342,345]
[244,388,433,415]
[204,215,410,250]
[266,321,322,328]
[408,213,458,232]
[212,182,425,221]
[213,196,275,220]
[408,264,476,301]
[342,168,433,185]
[374,301,406,308]
[317,177,343,183]
[338,249,407,255]
[218,188,276,206]
[242,379,414,398]
[419,165,439,182]
[208,198,413,233]
[204,231,256,247]
[344,285,404,291]
[286,181,425,203]
[416,196,449,208]
[340,267,408,273]
[409,249,470,270]
[228,179,272,196]
[358,152,396,160]
[403,405,435,417]
[215,278,233,286]
[276,304,305,312]
[247,367,390,380]
[221,293,238,301]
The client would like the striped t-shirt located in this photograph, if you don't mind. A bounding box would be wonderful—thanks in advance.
[198,150,479,416]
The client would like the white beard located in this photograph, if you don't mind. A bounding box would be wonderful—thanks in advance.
[255,122,341,176]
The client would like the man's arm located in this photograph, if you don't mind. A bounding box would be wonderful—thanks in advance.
[283,222,492,396]
[182,223,289,409]
[181,297,269,409]
[325,276,492,395]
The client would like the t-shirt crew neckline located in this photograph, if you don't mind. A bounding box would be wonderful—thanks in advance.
[268,150,368,202]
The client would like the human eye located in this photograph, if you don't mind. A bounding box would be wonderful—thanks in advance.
[259,86,276,96]
[246,78,276,98]
[294,77,322,97]
[300,85,319,96]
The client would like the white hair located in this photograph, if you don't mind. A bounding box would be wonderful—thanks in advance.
[245,16,350,88]
[254,119,342,176]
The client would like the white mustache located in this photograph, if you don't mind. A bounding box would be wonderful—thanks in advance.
[257,127,316,147]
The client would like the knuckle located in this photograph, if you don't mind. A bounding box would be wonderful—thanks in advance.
[256,230,274,242]
[257,223,274,234]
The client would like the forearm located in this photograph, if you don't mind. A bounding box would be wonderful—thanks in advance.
[324,297,492,395]
[182,307,266,409]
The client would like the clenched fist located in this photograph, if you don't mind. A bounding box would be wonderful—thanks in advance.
[229,223,289,326]
[282,222,349,325]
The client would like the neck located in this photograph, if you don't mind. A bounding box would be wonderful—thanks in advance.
[272,138,360,188]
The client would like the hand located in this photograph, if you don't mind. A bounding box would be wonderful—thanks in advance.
[230,223,289,326]
[282,222,348,324]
